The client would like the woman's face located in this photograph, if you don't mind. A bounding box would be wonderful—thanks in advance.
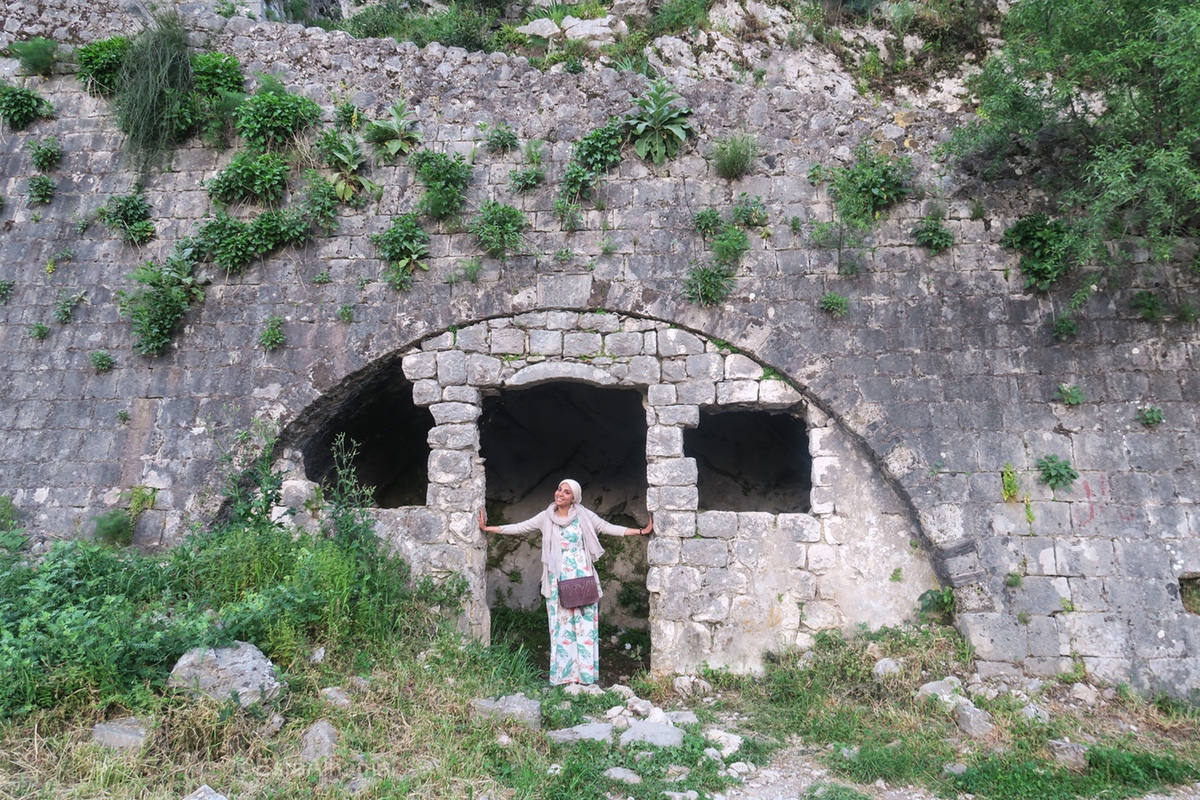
[554,483,575,507]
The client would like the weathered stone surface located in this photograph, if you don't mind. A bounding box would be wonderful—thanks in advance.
[953,702,995,738]
[300,719,338,761]
[168,642,283,707]
[916,677,966,710]
[91,717,150,751]
[1048,739,1089,771]
[603,766,642,784]
[619,721,684,748]
[181,786,228,800]
[320,687,352,709]
[472,694,542,729]
[548,721,612,744]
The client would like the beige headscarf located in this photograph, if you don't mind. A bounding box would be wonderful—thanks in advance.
[560,478,583,508]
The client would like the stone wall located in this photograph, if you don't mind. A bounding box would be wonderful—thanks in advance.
[0,1,1197,693]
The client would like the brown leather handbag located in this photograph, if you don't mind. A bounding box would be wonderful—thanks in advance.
[557,576,599,609]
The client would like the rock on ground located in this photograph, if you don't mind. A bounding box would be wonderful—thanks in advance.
[91,717,150,751]
[471,693,542,729]
[300,719,338,762]
[181,786,229,800]
[168,642,283,708]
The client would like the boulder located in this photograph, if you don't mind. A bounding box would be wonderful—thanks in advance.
[603,766,642,784]
[547,722,613,744]
[953,702,995,738]
[168,642,283,708]
[300,719,338,761]
[620,721,684,748]
[872,657,902,679]
[91,717,149,751]
[320,687,352,709]
[916,677,967,711]
[472,693,542,729]
[704,727,743,757]
[515,18,560,39]
[672,675,712,698]
[1048,739,1089,771]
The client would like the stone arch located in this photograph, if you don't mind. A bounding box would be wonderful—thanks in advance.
[276,309,945,674]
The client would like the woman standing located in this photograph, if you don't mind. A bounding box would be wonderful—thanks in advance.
[478,479,653,686]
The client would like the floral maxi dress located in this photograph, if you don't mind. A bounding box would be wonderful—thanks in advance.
[547,516,599,685]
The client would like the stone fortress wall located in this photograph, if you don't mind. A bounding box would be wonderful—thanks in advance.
[0,0,1197,692]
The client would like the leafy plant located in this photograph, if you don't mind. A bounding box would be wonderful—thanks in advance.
[321,133,382,205]
[471,201,526,262]
[482,120,518,153]
[819,292,850,317]
[560,120,624,209]
[1131,290,1165,321]
[409,150,472,219]
[311,269,332,285]
[694,208,722,237]
[334,101,362,132]
[26,175,55,205]
[190,52,246,148]
[711,130,758,179]
[1000,214,1073,291]
[196,207,309,273]
[1005,572,1023,588]
[116,246,206,355]
[364,100,422,161]
[1054,383,1085,406]
[75,36,130,96]
[1036,454,1079,491]
[97,191,156,245]
[1136,406,1164,428]
[684,259,734,306]
[0,279,13,304]
[27,136,63,172]
[52,290,87,324]
[651,0,710,36]
[336,303,354,323]
[912,214,953,253]
[92,509,134,547]
[116,410,131,423]
[825,143,913,228]
[1001,462,1019,502]
[234,80,321,151]
[297,170,339,235]
[258,315,286,350]
[207,151,290,205]
[9,37,59,77]
[27,322,50,341]
[731,193,768,228]
[625,79,694,166]
[711,224,750,268]
[446,257,483,285]
[373,213,430,290]
[90,350,116,372]
[0,82,53,131]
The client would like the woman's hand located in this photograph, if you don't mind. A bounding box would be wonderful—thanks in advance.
[642,513,654,535]
[478,508,489,532]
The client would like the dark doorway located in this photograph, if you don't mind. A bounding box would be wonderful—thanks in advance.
[300,368,433,508]
[684,408,812,512]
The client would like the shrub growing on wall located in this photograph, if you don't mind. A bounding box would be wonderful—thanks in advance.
[117,247,205,356]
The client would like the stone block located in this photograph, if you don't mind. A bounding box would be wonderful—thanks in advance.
[779,514,821,543]
[427,424,478,450]
[650,485,698,510]
[626,355,661,384]
[507,361,616,387]
[91,717,150,751]
[716,381,758,404]
[490,328,525,354]
[402,352,437,380]
[648,458,698,487]
[537,274,593,307]
[1013,576,1071,614]
[429,450,473,484]
[1066,577,1108,611]
[1025,616,1068,658]
[1054,539,1115,576]
[412,379,441,406]
[733,539,763,568]
[759,379,801,405]
[604,331,644,356]
[959,612,1028,662]
[724,353,763,380]
[528,329,562,355]
[656,404,699,427]
[657,328,704,356]
[455,322,488,352]
[651,511,696,538]
[807,544,837,572]
[647,537,681,565]
[703,568,749,593]
[442,385,479,403]
[1064,612,1129,657]
[563,332,602,357]
[646,425,684,457]
[697,511,737,539]
[647,384,677,405]
[466,354,503,385]
[436,350,467,385]
[736,512,773,540]
[686,353,723,380]
[429,402,479,424]
[682,539,729,568]
[676,380,715,405]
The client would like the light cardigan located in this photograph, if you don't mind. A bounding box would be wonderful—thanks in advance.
[496,503,628,599]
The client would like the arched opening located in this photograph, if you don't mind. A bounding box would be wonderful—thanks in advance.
[300,367,434,508]
[480,382,651,683]
[684,408,812,512]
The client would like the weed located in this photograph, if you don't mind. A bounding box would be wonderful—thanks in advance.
[560,119,624,210]
[0,279,12,304]
[335,303,354,323]
[731,193,769,228]
[446,256,484,285]
[711,130,758,179]
[889,568,903,582]
[912,214,953,253]
[235,79,321,151]
[1061,597,1076,612]
[1176,302,1199,323]
[472,201,527,261]
[258,315,286,350]
[1131,290,1165,321]
[554,197,583,230]
[297,170,339,235]
[92,509,134,547]
[712,224,750,268]
[1001,462,1018,502]
[27,136,63,172]
[1005,572,1023,588]
[116,409,131,423]
[10,37,59,77]
[76,36,130,96]
[1054,383,1085,406]
[599,236,617,256]
[311,269,332,284]
[1000,214,1073,291]
[825,143,913,228]
[684,259,734,306]
[1181,578,1200,615]
[1052,315,1079,340]
[116,246,206,355]
[693,208,723,237]
[89,350,116,372]
[409,150,472,219]
[651,0,710,36]
[363,100,422,161]
[373,213,430,290]
[28,322,50,340]
[1036,454,1079,491]
[52,290,87,324]
[1017,610,1031,625]
[969,198,986,220]
[1135,406,1164,428]
[0,82,52,132]
[802,783,872,800]
[207,151,290,205]
[320,132,382,205]
[333,100,362,132]
[626,79,694,165]
[819,292,850,317]
[481,120,518,153]
[26,175,55,205]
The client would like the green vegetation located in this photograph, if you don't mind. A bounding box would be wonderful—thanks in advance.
[482,120,518,153]
[92,509,134,547]
[694,208,722,238]
[97,191,156,245]
[52,290,87,324]
[27,322,50,341]
[1006,572,1023,588]
[75,36,130,96]
[731,193,768,228]
[26,136,63,172]
[1000,214,1073,291]
[373,213,430,290]
[819,292,850,317]
[826,143,913,229]
[116,246,206,356]
[336,303,354,322]
[557,119,624,227]
[0,83,53,131]
[471,201,527,262]
[89,350,116,372]
[0,279,13,304]
[1131,290,1165,322]
[1036,454,1079,491]
[684,258,735,306]
[342,1,496,51]
[912,214,953,254]
[258,315,286,350]
[235,78,321,151]
[319,132,382,205]
[711,130,759,180]
[1136,406,1164,428]
[333,100,362,131]
[1001,462,1019,502]
[363,100,422,161]
[509,139,546,193]
[625,79,694,166]
[1054,383,1085,406]
[26,175,55,205]
[9,37,59,77]
[206,151,290,205]
[409,150,472,219]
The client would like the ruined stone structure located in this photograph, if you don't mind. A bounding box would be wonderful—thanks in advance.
[0,1,1196,694]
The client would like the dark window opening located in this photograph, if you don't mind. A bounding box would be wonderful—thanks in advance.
[684,408,811,513]
[300,368,433,508]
